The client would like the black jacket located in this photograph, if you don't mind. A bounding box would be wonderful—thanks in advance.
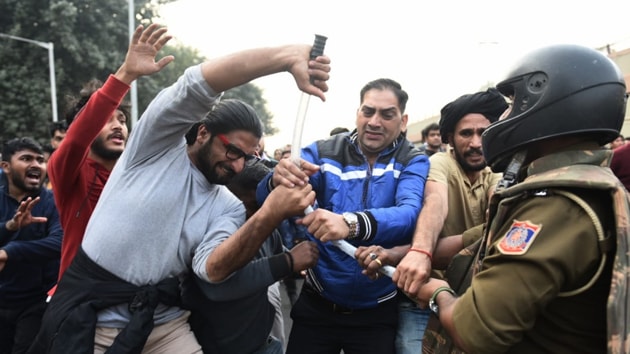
[28,248,181,354]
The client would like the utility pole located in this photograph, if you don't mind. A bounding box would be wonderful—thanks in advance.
[0,33,58,122]
[129,0,139,127]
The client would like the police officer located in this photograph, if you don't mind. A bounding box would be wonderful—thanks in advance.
[402,44,630,353]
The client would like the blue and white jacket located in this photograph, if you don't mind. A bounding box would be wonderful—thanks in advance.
[257,131,429,309]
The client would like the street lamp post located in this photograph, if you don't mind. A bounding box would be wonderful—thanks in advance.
[0,33,58,122]
[129,0,138,127]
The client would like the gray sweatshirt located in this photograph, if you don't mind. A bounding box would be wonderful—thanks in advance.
[82,65,245,327]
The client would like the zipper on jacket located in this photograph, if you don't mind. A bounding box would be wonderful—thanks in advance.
[362,165,371,208]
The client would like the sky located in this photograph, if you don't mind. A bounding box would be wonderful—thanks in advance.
[157,0,630,153]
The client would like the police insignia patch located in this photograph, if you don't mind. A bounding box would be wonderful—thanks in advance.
[497,220,542,255]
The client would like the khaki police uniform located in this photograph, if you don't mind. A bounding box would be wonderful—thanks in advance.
[452,148,615,353]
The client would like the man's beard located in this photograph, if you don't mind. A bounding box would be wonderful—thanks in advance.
[9,170,41,194]
[91,136,123,161]
[427,142,442,150]
[196,139,235,185]
[454,146,487,172]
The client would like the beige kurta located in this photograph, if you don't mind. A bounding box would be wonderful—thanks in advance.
[428,151,501,238]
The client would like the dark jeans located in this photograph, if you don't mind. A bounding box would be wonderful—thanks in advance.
[0,299,47,354]
[286,286,397,354]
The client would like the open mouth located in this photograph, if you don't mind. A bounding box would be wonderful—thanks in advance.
[465,149,484,158]
[467,153,484,161]
[25,169,41,184]
[109,133,125,144]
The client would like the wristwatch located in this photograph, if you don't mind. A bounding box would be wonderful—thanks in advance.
[429,286,456,317]
[342,212,359,239]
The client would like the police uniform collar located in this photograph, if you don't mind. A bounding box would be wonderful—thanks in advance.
[526,144,611,178]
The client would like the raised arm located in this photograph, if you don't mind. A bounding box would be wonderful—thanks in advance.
[201,45,330,101]
[113,23,174,84]
[49,24,173,190]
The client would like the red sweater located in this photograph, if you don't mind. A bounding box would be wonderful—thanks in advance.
[48,75,129,278]
[611,143,630,192]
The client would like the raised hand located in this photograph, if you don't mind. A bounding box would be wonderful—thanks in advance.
[4,197,47,231]
[287,48,331,102]
[115,23,175,84]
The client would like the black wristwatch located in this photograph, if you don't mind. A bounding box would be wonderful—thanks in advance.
[429,286,456,316]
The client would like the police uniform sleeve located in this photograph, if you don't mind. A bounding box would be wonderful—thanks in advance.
[461,223,484,248]
[452,193,601,353]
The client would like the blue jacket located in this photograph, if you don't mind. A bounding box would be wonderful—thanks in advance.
[258,131,429,309]
[0,173,62,305]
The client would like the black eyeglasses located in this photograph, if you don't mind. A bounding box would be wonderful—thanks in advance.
[217,134,259,165]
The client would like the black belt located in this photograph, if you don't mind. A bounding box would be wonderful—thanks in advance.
[303,285,356,315]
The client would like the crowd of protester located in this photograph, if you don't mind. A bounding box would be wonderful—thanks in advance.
[0,23,629,354]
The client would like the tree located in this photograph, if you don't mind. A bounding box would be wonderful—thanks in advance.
[223,85,277,136]
[136,42,206,116]
[136,43,277,135]
[0,0,132,145]
[0,0,276,146]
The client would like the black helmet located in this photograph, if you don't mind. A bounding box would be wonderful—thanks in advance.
[482,44,627,172]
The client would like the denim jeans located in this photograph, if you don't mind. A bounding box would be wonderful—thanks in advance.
[395,298,431,354]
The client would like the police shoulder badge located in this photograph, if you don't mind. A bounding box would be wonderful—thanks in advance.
[497,220,542,255]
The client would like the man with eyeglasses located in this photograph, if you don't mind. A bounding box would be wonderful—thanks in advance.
[217,133,259,161]
[31,39,330,353]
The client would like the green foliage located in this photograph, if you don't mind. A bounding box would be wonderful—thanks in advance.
[0,0,276,146]
[136,42,207,115]
[136,43,276,135]
[223,85,277,136]
[0,0,130,146]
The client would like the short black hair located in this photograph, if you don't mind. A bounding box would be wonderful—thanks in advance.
[42,143,55,154]
[49,121,68,138]
[360,78,409,113]
[227,162,271,197]
[65,79,130,127]
[421,123,440,139]
[2,137,43,162]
